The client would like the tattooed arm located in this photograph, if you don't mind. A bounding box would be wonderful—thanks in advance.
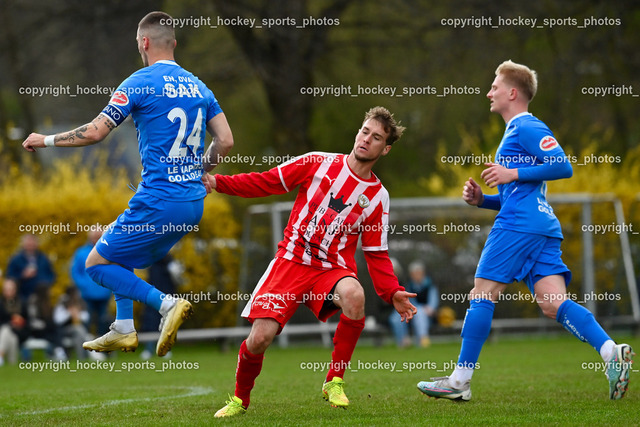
[22,113,116,151]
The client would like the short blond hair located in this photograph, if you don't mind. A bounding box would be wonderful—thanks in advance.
[363,106,405,145]
[495,60,538,102]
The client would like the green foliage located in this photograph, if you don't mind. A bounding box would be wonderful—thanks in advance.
[0,154,240,327]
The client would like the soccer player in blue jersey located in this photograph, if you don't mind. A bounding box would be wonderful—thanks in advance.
[22,11,233,356]
[417,60,633,401]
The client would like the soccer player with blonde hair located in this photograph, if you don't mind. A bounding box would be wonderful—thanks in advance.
[418,60,633,401]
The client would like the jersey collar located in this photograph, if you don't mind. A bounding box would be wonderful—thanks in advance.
[154,60,178,66]
[505,111,532,129]
[344,154,379,184]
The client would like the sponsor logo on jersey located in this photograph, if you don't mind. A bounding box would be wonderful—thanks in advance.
[109,90,129,106]
[322,175,336,185]
[328,192,352,213]
[539,135,558,151]
[357,194,370,208]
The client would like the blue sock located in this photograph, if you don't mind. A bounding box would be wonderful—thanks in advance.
[457,298,495,368]
[556,300,611,352]
[86,264,165,311]
[114,293,134,320]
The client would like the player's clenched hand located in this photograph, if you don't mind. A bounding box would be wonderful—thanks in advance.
[481,162,518,188]
[202,174,216,194]
[392,291,418,323]
[462,177,484,206]
[22,133,46,152]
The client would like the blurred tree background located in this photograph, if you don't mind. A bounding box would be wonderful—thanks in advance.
[2,0,639,190]
[1,0,639,327]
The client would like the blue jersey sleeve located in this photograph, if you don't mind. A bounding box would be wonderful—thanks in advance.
[479,193,501,211]
[100,73,146,126]
[516,123,573,182]
[205,89,223,122]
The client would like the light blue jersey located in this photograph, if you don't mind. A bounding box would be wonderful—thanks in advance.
[482,112,572,239]
[101,60,222,201]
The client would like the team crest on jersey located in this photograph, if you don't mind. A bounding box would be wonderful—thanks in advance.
[357,194,370,208]
[109,90,129,106]
[539,135,558,151]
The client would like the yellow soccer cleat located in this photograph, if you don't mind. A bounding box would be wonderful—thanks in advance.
[322,377,349,408]
[156,298,193,357]
[82,323,138,353]
[214,395,247,418]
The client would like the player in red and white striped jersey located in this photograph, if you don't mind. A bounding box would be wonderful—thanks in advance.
[208,107,417,417]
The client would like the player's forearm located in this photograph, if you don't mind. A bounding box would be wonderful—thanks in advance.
[203,135,234,172]
[204,112,234,172]
[50,114,114,147]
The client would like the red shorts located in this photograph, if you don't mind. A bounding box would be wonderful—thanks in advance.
[241,257,357,331]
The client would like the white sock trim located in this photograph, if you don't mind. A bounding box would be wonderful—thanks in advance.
[114,319,135,334]
[159,297,177,317]
[449,366,474,388]
[599,339,616,362]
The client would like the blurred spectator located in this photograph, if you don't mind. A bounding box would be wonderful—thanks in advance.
[0,278,29,366]
[71,229,112,336]
[53,286,91,360]
[389,261,439,348]
[139,254,181,360]
[6,234,55,302]
[26,284,66,360]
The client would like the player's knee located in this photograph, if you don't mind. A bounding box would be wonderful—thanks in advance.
[342,284,365,307]
[247,331,273,354]
[468,287,491,302]
[247,321,278,353]
[85,255,97,270]
[538,301,559,319]
[85,248,108,269]
[337,283,365,318]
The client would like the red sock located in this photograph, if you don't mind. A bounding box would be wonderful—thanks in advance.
[234,340,264,408]
[326,313,365,382]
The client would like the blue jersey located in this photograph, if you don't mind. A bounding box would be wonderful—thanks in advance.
[486,112,572,239]
[101,60,222,201]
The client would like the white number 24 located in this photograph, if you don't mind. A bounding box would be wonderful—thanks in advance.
[167,107,203,158]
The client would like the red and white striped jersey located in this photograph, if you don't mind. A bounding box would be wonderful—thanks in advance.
[215,152,391,274]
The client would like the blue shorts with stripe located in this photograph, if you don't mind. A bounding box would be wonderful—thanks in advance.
[475,228,572,292]
[95,191,203,270]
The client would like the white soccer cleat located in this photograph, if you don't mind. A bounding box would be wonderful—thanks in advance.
[417,376,471,401]
[606,343,634,400]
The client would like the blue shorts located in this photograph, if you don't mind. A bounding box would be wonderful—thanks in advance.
[95,191,203,269]
[475,228,572,293]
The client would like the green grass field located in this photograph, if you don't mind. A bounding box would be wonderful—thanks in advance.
[1,334,638,426]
